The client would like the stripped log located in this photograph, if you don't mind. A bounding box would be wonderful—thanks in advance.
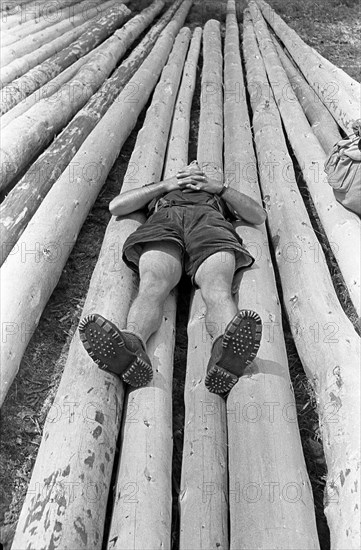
[1,0,120,45]
[0,0,164,192]
[310,47,361,102]
[1,0,120,67]
[249,1,361,317]
[0,47,95,129]
[255,0,360,133]
[225,3,319,547]
[0,0,181,266]
[0,0,95,28]
[271,36,341,154]
[163,28,201,174]
[9,6,194,548]
[106,27,197,550]
[179,20,228,550]
[0,0,192,408]
[243,10,361,548]
[0,0,120,84]
[0,3,131,115]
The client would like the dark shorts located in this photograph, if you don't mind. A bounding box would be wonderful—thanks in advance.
[122,203,255,283]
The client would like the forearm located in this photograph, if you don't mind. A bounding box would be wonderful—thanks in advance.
[109,176,177,216]
[222,186,267,225]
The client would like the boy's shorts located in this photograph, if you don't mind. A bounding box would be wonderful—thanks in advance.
[122,203,255,283]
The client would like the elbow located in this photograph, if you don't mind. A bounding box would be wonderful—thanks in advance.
[244,206,267,225]
[109,198,126,217]
[254,207,267,225]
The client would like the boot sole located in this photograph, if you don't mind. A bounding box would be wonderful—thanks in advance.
[205,310,262,395]
[79,314,153,388]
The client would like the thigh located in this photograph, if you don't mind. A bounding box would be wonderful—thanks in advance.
[138,241,183,295]
[194,250,235,293]
[122,208,184,275]
[184,208,252,282]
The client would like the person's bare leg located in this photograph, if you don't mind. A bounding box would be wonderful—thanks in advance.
[195,250,262,394]
[194,251,238,341]
[126,242,182,343]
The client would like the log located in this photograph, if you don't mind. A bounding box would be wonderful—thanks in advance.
[1,0,120,45]
[1,0,37,12]
[225,3,319,547]
[271,36,341,155]
[0,0,181,267]
[0,0,164,192]
[249,1,361,317]
[255,0,360,134]
[0,0,120,84]
[9,6,194,548]
[310,47,361,102]
[1,0,120,68]
[243,9,361,548]
[0,46,95,129]
[179,19,228,550]
[0,3,131,115]
[0,0,95,28]
[163,28,201,175]
[106,27,197,550]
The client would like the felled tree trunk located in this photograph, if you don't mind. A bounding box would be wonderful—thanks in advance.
[179,19,229,550]
[1,0,119,83]
[0,3,131,115]
[249,1,361,317]
[0,0,95,29]
[272,38,341,154]
[225,3,319,548]
[0,48,93,129]
[1,0,119,45]
[0,0,181,266]
[9,4,194,549]
[310,47,360,102]
[1,0,119,67]
[255,0,360,133]
[0,0,164,191]
[243,9,361,548]
[106,26,196,550]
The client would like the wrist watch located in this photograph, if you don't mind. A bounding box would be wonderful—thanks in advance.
[217,181,229,197]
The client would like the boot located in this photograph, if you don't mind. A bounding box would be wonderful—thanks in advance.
[79,313,152,388]
[205,309,262,395]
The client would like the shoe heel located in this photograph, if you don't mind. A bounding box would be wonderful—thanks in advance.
[205,365,238,395]
[122,356,153,388]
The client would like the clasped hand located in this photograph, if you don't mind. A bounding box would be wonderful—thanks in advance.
[175,160,223,194]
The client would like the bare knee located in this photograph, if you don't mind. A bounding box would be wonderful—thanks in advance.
[201,285,233,309]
